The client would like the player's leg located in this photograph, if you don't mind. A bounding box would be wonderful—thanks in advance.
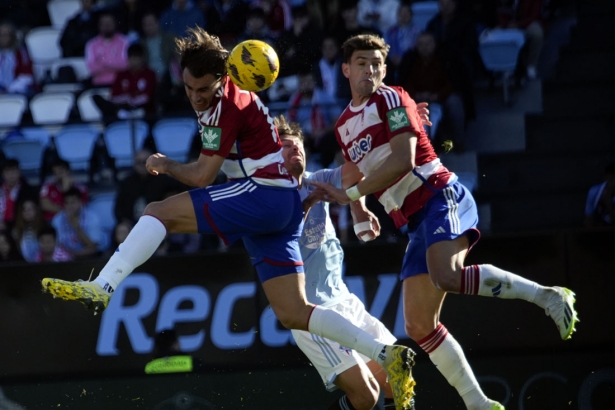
[402,208,501,410]
[41,191,197,311]
[428,183,578,340]
[255,234,415,409]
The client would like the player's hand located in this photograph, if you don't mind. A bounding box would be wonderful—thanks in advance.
[417,102,432,127]
[302,188,331,213]
[307,181,351,205]
[146,153,168,176]
[353,210,381,242]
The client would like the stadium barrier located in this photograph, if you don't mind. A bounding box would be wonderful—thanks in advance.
[1,229,614,408]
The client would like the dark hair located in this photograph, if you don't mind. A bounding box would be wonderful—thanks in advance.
[128,43,146,58]
[51,158,70,170]
[38,225,57,240]
[63,187,83,201]
[1,158,19,171]
[275,115,304,142]
[341,34,390,63]
[176,26,229,79]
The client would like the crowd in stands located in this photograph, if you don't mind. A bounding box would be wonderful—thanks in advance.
[0,0,575,263]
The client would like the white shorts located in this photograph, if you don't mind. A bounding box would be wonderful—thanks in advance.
[291,293,396,391]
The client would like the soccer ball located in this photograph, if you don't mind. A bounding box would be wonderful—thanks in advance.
[227,40,280,92]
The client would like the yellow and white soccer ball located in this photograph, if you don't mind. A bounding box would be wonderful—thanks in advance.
[227,40,280,92]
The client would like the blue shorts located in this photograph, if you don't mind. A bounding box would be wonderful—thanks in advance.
[400,181,480,280]
[189,179,304,283]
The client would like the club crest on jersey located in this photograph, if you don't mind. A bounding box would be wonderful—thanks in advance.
[387,107,409,131]
[201,126,221,150]
[348,134,372,163]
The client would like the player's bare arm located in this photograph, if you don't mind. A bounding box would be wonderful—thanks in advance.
[146,152,225,188]
[310,132,417,204]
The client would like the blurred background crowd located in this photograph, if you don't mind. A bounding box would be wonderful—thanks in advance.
[1,0,602,266]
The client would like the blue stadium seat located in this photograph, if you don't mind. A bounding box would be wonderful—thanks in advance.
[152,118,198,163]
[87,192,117,252]
[54,124,100,172]
[103,120,150,168]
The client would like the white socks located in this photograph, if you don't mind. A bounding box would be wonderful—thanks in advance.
[462,264,551,308]
[419,324,490,410]
[308,305,387,364]
[95,215,167,293]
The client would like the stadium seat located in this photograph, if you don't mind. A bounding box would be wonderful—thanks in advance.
[24,26,62,65]
[103,120,149,168]
[20,126,52,148]
[411,1,439,32]
[54,124,99,172]
[51,57,89,82]
[77,88,110,122]
[29,92,75,125]
[0,94,28,130]
[87,191,117,252]
[152,118,198,163]
[47,0,81,29]
[1,139,45,172]
[479,29,526,104]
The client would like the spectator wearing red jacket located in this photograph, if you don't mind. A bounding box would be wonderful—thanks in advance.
[93,43,157,119]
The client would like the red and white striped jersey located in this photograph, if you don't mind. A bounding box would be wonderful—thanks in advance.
[197,78,295,188]
[336,84,456,228]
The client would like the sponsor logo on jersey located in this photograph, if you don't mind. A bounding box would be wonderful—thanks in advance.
[348,134,372,163]
[201,126,222,150]
[387,107,409,131]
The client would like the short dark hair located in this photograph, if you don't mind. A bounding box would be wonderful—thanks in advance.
[128,43,146,58]
[51,158,70,170]
[64,187,82,201]
[275,115,304,142]
[38,225,57,240]
[341,34,390,63]
[1,158,19,171]
[176,26,229,79]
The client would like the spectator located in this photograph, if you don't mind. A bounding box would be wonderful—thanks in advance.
[36,225,73,262]
[584,162,615,228]
[140,11,177,82]
[114,148,185,224]
[39,159,89,222]
[85,12,130,87]
[160,0,206,38]
[426,0,478,121]
[252,0,293,37]
[384,0,421,83]
[275,5,323,77]
[399,32,466,152]
[0,21,35,96]
[0,229,24,263]
[113,0,149,42]
[357,0,400,34]
[313,35,351,101]
[496,0,544,79]
[286,69,342,168]
[205,0,250,45]
[0,159,37,232]
[51,187,102,259]
[330,0,380,48]
[237,7,275,45]
[103,219,133,257]
[12,198,46,262]
[92,43,157,119]
[59,0,101,58]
